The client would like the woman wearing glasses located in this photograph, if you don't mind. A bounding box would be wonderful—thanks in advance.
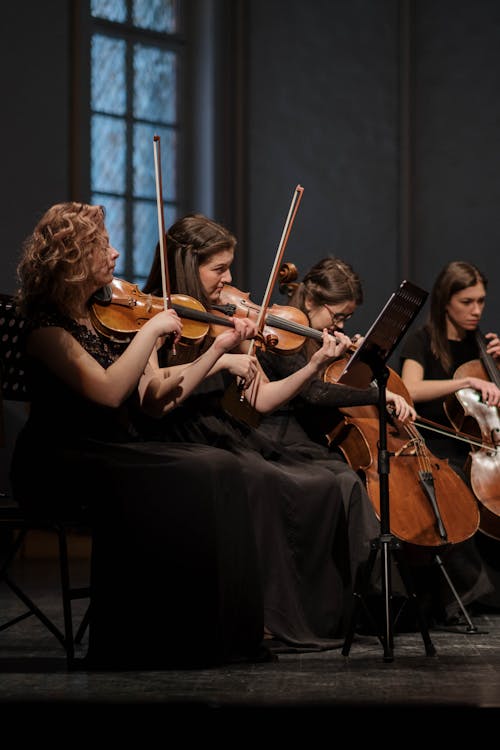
[257,257,413,450]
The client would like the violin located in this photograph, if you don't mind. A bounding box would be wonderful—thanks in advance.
[323,357,480,549]
[216,284,325,353]
[444,328,500,540]
[90,277,239,344]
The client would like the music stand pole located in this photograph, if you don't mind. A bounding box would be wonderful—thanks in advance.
[373,363,394,659]
[342,357,436,662]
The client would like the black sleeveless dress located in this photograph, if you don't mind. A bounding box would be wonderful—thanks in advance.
[10,311,265,668]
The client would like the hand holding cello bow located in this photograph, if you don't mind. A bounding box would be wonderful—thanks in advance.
[399,260,500,542]
[323,358,480,548]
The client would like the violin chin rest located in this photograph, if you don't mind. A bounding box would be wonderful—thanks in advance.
[93,285,113,304]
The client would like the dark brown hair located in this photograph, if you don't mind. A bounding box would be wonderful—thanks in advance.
[143,213,236,309]
[288,256,363,313]
[427,260,487,372]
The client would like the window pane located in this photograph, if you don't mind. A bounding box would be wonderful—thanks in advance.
[133,124,177,202]
[133,44,177,123]
[133,201,158,279]
[91,0,127,22]
[133,200,176,280]
[91,35,126,115]
[92,193,126,277]
[89,2,183,286]
[91,115,127,193]
[133,0,178,33]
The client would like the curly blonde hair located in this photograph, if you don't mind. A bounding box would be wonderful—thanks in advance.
[16,202,107,317]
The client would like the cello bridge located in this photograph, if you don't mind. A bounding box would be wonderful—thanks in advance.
[394,438,418,458]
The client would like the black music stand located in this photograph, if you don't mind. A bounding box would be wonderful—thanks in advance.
[337,280,437,662]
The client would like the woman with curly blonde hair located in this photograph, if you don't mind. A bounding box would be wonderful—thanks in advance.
[11,201,269,669]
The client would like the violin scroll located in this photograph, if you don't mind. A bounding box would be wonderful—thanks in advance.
[278,261,299,298]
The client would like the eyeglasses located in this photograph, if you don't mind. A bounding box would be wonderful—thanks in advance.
[323,305,353,326]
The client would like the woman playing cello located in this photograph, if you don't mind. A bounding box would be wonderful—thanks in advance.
[400,260,500,614]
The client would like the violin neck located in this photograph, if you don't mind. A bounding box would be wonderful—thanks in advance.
[172,303,233,328]
[212,304,324,342]
[264,312,323,342]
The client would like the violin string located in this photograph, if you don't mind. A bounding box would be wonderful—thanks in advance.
[220,297,324,342]
[264,313,324,340]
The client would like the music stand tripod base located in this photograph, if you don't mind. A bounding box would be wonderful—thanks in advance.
[341,531,437,661]
[341,365,437,661]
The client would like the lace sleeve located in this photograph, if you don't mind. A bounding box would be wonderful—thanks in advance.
[258,348,379,407]
[29,309,127,368]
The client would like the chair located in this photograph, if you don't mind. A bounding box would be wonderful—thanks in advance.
[0,293,91,667]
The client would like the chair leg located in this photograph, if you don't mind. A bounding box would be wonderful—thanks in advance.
[1,520,90,665]
[1,526,67,643]
[75,603,90,644]
[57,525,75,665]
[0,528,28,577]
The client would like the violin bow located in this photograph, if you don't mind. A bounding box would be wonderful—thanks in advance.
[248,184,304,361]
[153,134,176,354]
[225,184,304,418]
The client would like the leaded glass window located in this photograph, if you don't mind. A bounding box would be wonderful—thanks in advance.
[90,0,182,286]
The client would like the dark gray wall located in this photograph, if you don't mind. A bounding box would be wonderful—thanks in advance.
[1,0,500,342]
[415,0,500,334]
[0,2,71,295]
[243,0,500,352]
[245,0,401,339]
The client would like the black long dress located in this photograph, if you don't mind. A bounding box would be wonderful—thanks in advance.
[257,345,488,625]
[9,311,265,668]
[256,348,383,591]
[135,340,381,650]
[399,326,500,615]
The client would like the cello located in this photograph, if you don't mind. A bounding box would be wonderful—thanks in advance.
[444,328,500,540]
[324,361,480,549]
[276,261,479,548]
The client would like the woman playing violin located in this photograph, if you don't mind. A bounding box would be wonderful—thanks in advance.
[400,260,500,615]
[10,201,270,669]
[257,257,415,450]
[142,214,384,650]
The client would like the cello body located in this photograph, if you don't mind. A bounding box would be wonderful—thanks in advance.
[325,365,480,549]
[444,339,500,541]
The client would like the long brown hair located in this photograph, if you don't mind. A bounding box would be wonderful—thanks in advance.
[428,260,487,373]
[143,213,236,309]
